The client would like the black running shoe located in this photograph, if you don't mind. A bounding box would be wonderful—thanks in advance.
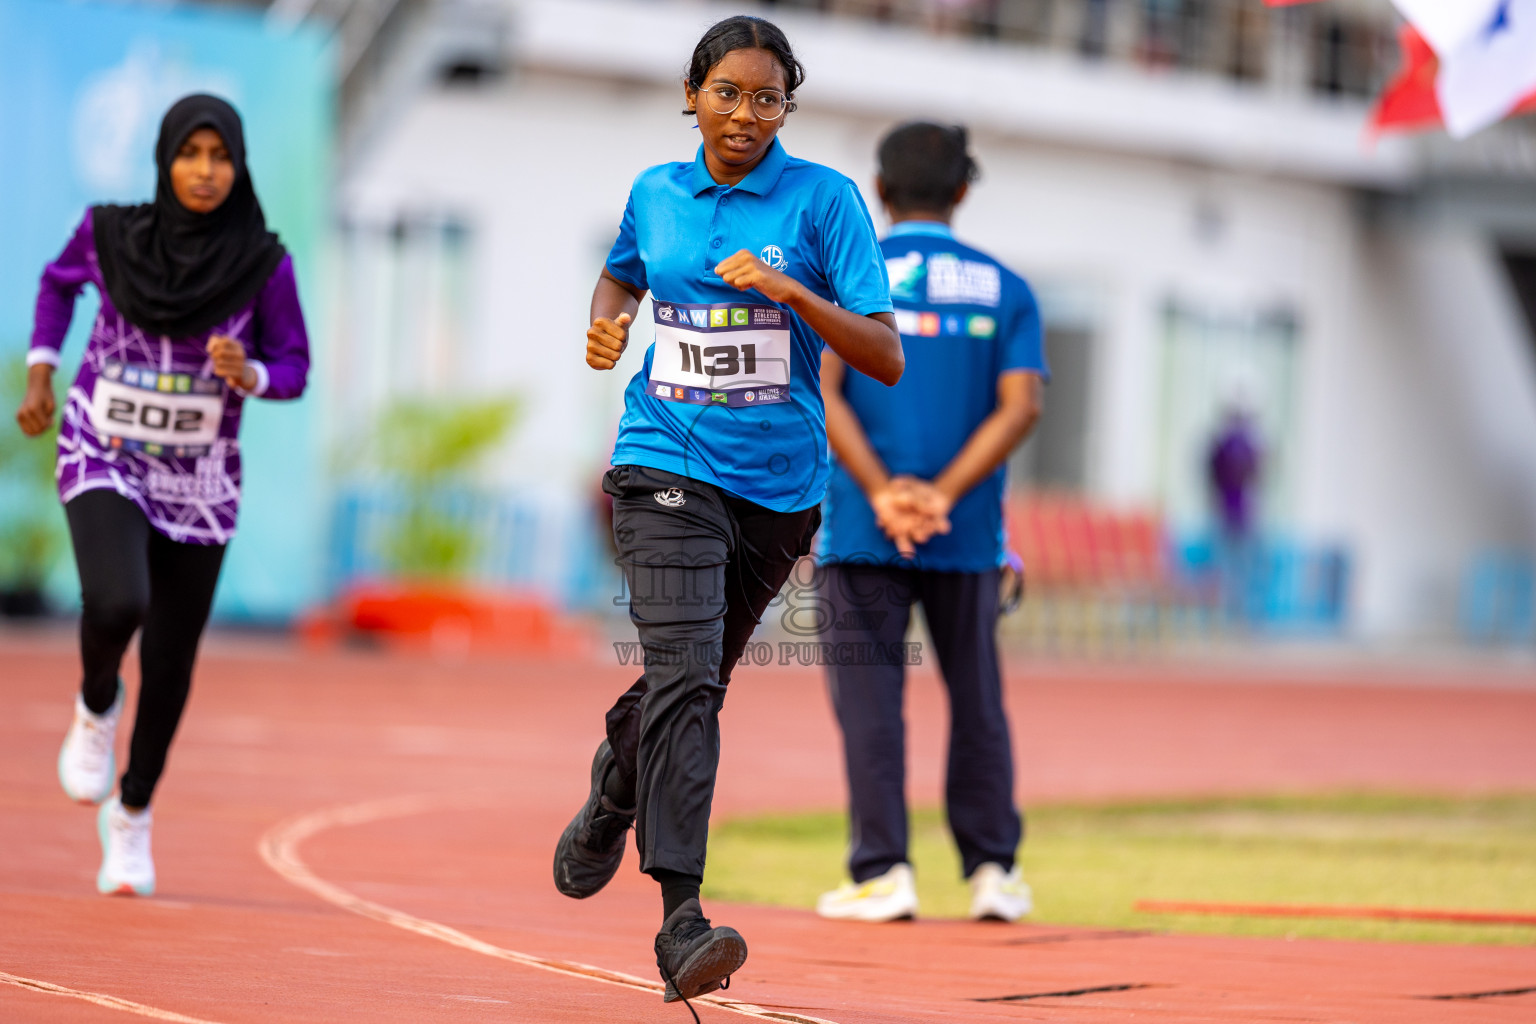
[655,899,748,1004]
[552,739,635,898]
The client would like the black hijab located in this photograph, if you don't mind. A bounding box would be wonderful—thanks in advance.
[92,94,286,339]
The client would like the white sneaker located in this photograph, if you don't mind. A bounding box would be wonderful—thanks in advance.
[59,687,123,805]
[97,797,155,896]
[816,863,918,922]
[969,862,1032,921]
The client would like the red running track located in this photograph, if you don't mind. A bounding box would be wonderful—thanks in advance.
[3,629,1535,1022]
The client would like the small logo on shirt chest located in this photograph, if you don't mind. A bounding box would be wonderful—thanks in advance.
[759,245,788,271]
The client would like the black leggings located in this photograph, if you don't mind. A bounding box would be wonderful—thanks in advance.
[65,490,226,809]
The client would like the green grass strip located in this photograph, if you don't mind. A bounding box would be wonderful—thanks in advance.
[702,793,1536,945]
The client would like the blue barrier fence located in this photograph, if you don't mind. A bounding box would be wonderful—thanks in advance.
[1174,534,1352,634]
[326,488,612,610]
[1460,551,1536,644]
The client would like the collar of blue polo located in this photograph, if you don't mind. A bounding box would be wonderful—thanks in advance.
[886,220,954,238]
[689,137,790,196]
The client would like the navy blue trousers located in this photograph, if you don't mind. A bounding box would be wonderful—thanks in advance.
[818,563,1022,883]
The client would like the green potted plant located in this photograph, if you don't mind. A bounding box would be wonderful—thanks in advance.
[325,393,549,653]
[365,394,522,580]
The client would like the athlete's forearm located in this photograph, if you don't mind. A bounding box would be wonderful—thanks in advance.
[822,354,890,497]
[591,269,644,323]
[932,374,1042,504]
[785,286,902,386]
[712,249,901,385]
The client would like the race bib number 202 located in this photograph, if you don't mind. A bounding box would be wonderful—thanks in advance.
[87,361,225,456]
[648,301,791,408]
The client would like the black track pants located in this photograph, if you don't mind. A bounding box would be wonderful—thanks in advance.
[817,563,1022,882]
[65,490,226,808]
[602,465,819,879]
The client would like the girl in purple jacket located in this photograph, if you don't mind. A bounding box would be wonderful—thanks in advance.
[13,94,310,896]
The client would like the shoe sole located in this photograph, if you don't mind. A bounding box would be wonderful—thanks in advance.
[819,909,916,922]
[815,895,919,923]
[971,905,1031,922]
[96,802,153,897]
[552,739,628,899]
[662,928,748,1003]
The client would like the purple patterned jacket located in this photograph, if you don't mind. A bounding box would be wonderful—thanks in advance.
[27,209,311,545]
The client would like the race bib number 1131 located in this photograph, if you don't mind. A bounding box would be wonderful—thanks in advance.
[648,301,791,408]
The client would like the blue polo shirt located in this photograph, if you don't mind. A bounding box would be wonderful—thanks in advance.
[822,222,1047,571]
[606,139,892,513]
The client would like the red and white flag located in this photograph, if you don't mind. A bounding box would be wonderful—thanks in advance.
[1388,0,1503,56]
[1266,0,1536,136]
[1432,0,1536,137]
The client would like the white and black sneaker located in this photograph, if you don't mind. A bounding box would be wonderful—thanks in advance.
[97,796,155,896]
[969,862,1032,922]
[59,686,123,805]
[816,863,919,922]
[655,899,747,1010]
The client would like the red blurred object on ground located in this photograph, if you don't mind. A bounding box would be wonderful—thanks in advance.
[298,583,593,656]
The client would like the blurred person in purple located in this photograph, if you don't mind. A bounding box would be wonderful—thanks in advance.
[13,94,310,897]
[1207,404,1263,625]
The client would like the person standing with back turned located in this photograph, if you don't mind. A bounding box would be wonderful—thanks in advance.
[551,16,901,1012]
[14,95,310,897]
[816,123,1046,923]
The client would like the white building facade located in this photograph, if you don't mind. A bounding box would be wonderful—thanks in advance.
[323,0,1536,641]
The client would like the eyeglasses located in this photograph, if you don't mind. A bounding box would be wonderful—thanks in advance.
[698,84,796,121]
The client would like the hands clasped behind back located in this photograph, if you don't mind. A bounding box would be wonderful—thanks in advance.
[872,476,953,559]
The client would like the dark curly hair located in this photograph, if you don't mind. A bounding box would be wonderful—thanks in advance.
[682,15,804,115]
[877,122,981,213]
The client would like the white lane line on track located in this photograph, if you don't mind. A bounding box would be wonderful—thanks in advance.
[0,971,227,1024]
[258,794,842,1024]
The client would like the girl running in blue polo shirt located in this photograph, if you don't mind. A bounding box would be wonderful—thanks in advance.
[552,15,901,1008]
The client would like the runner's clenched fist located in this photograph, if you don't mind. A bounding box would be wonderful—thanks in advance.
[207,334,256,390]
[15,364,56,437]
[586,313,633,370]
[715,249,802,304]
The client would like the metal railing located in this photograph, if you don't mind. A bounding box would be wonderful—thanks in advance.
[756,0,1398,100]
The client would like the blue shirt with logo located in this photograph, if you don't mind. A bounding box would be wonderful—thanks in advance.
[823,222,1047,571]
[606,139,893,513]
